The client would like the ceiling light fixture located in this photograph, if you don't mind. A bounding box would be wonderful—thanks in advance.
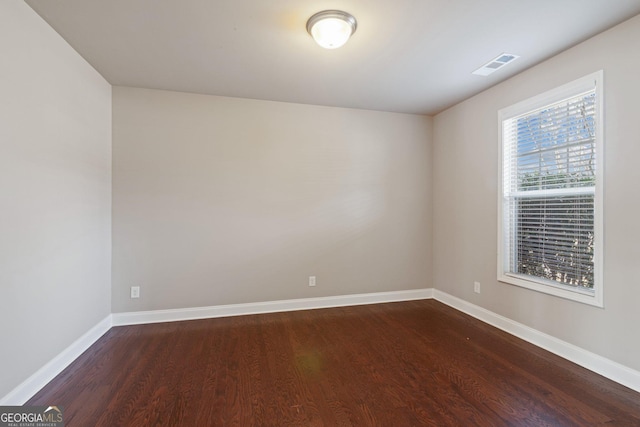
[306,10,357,49]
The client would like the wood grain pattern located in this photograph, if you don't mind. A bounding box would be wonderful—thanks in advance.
[28,300,640,426]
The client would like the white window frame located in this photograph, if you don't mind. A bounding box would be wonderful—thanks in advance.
[497,71,604,307]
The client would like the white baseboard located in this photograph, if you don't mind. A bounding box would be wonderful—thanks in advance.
[0,315,112,405]
[433,289,640,393]
[112,288,434,326]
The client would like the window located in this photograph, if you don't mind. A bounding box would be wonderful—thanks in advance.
[498,71,603,307]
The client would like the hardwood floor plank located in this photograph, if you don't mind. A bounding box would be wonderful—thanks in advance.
[27,300,640,426]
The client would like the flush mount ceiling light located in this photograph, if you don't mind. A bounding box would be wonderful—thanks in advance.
[306,10,357,49]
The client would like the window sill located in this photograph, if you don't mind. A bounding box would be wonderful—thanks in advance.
[498,273,603,308]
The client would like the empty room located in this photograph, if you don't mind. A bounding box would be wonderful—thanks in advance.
[2,0,640,425]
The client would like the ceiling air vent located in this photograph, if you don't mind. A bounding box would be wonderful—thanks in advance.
[472,53,520,76]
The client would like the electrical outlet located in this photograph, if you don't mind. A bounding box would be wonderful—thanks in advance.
[308,276,316,287]
[131,286,140,299]
[473,281,481,294]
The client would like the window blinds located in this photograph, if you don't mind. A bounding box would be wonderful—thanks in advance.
[503,89,596,291]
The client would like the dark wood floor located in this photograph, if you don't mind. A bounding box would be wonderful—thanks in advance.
[28,300,640,426]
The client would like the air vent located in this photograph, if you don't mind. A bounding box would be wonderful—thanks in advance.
[472,53,520,76]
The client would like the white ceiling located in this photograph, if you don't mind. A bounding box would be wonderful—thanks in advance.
[26,0,640,115]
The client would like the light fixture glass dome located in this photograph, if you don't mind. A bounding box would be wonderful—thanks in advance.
[306,10,357,49]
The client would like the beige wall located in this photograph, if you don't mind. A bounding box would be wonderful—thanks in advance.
[0,2,112,398]
[433,14,640,371]
[112,87,433,312]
